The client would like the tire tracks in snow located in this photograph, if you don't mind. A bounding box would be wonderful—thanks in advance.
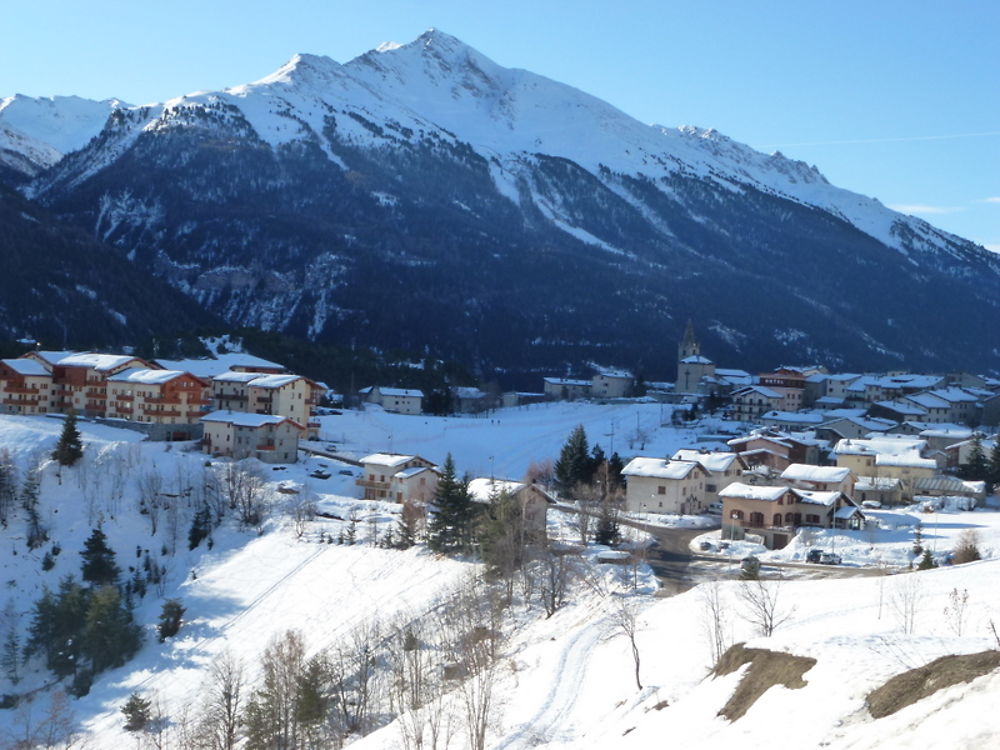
[494,612,616,749]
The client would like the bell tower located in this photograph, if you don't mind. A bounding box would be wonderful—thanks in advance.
[678,319,700,362]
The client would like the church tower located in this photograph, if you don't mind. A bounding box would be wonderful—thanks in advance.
[676,320,714,394]
[678,319,700,361]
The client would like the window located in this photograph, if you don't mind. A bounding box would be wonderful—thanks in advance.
[730,509,744,520]
[749,512,765,527]
[706,484,717,492]
[657,486,666,495]
[773,513,783,526]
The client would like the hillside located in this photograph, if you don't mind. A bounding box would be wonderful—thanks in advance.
[4,30,995,377]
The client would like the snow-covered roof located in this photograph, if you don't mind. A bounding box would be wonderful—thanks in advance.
[913,477,986,495]
[835,506,864,519]
[794,489,842,507]
[780,464,852,483]
[925,387,980,403]
[761,411,825,425]
[543,377,591,387]
[680,355,713,365]
[855,476,901,490]
[874,399,927,416]
[453,386,487,399]
[834,436,927,458]
[154,352,285,377]
[875,453,937,469]
[1,358,50,376]
[56,352,140,371]
[27,349,81,365]
[671,449,740,473]
[733,385,783,399]
[361,453,417,468]
[247,374,302,389]
[200,410,302,429]
[593,367,632,379]
[394,466,439,480]
[108,368,191,385]
[468,477,526,503]
[719,483,787,501]
[918,426,973,440]
[380,387,424,397]
[905,392,950,409]
[622,457,704,480]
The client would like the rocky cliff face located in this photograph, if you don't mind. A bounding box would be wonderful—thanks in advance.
[8,30,999,376]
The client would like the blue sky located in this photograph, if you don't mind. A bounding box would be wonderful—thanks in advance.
[3,0,997,249]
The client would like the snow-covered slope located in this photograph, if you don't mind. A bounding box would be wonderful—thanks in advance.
[0,94,125,174]
[38,29,982,263]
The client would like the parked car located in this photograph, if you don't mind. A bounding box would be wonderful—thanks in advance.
[806,549,823,564]
[706,501,724,515]
[699,541,713,551]
[309,469,332,480]
[338,469,355,476]
[819,552,842,565]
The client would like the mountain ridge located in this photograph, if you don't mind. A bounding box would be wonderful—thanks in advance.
[5,30,999,377]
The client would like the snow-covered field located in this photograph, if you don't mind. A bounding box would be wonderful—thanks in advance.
[312,400,728,480]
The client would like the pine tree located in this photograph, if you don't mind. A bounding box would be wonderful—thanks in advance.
[395,500,421,549]
[960,434,989,481]
[25,576,88,678]
[81,585,142,673]
[608,452,626,490]
[157,599,186,642]
[427,454,476,554]
[987,440,1000,490]
[80,527,120,587]
[554,425,591,494]
[917,549,937,570]
[122,691,152,732]
[594,499,621,547]
[52,410,84,467]
[188,503,211,550]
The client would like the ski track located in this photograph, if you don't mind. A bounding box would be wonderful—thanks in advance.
[494,613,616,749]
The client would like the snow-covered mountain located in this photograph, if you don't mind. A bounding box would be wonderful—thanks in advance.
[12,30,1000,374]
[0,94,125,176]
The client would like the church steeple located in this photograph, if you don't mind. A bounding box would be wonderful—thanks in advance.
[678,319,700,362]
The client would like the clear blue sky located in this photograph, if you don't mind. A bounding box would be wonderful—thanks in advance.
[3,0,997,249]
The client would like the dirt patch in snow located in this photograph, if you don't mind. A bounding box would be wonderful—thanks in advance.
[713,643,817,721]
[866,650,1000,719]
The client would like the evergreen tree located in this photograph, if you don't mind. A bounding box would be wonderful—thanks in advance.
[960,434,989,481]
[395,500,421,549]
[81,585,142,673]
[25,576,88,677]
[122,692,152,732]
[427,454,476,554]
[608,452,626,490]
[157,599,186,642]
[917,549,938,570]
[20,467,46,550]
[80,527,120,587]
[554,425,591,494]
[594,499,621,547]
[987,440,1000,490]
[52,410,84,467]
[188,503,212,550]
[589,444,606,484]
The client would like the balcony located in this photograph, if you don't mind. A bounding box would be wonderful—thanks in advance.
[144,409,182,417]
[256,444,276,452]
[116,394,134,402]
[145,396,180,404]
[4,386,41,395]
[3,397,40,406]
[85,390,107,400]
[356,477,390,491]
[216,392,247,401]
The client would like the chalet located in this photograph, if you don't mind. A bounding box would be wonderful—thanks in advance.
[913,476,987,505]
[759,411,825,431]
[833,437,936,500]
[356,453,439,503]
[0,359,54,415]
[728,430,820,470]
[467,477,554,541]
[814,416,896,443]
[671,449,747,505]
[360,386,424,415]
[944,436,997,470]
[106,369,210,436]
[720,482,863,549]
[542,377,592,401]
[213,372,323,438]
[451,386,495,414]
[729,385,784,422]
[201,411,304,464]
[868,399,929,424]
[621,457,709,515]
[591,369,633,399]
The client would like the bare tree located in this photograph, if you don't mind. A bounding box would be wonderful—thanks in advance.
[329,619,384,737]
[700,580,732,666]
[199,650,245,750]
[738,577,793,637]
[944,587,970,637]
[614,597,643,690]
[387,619,454,750]
[891,574,923,635]
[216,462,270,529]
[524,459,555,489]
[533,547,574,619]
[137,468,164,536]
